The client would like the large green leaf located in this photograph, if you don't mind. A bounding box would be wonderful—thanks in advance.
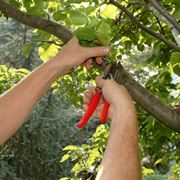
[69,10,88,25]
[100,4,118,19]
[170,52,180,66]
[74,27,96,41]
[170,52,180,76]
[95,22,112,45]
[53,10,67,21]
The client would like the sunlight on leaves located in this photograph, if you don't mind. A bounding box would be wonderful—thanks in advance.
[38,44,59,61]
[100,4,118,19]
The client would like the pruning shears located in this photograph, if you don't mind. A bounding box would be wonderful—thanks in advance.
[77,60,114,129]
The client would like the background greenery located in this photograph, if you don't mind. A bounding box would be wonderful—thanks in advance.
[0,0,180,179]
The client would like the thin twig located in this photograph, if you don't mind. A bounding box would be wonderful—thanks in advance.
[109,0,180,52]
[155,16,167,38]
[147,0,180,33]
[128,1,145,5]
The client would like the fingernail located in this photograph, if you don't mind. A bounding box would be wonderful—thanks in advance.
[104,48,110,54]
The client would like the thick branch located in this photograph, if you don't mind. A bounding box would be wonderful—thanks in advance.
[146,0,180,33]
[0,0,73,44]
[109,0,180,52]
[0,0,179,132]
[111,63,180,133]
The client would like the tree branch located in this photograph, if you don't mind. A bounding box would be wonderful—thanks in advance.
[0,0,179,132]
[155,16,167,38]
[109,0,180,52]
[145,0,180,33]
[111,62,180,133]
[0,0,73,44]
[145,0,180,46]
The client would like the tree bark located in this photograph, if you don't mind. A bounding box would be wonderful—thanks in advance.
[0,0,180,132]
[145,0,180,34]
[111,63,180,133]
[145,1,180,46]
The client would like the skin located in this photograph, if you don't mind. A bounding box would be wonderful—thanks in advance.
[0,37,110,145]
[83,77,141,180]
[0,36,140,179]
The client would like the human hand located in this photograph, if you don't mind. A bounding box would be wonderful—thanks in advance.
[83,76,136,121]
[52,36,110,74]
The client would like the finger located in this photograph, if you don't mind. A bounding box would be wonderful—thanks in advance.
[83,104,88,111]
[83,46,110,58]
[96,103,104,112]
[82,61,86,68]
[83,95,91,104]
[96,76,106,89]
[99,96,105,104]
[93,110,101,118]
[83,88,99,104]
[84,58,93,69]
[85,91,94,99]
[95,57,103,65]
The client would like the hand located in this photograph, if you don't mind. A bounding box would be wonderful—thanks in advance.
[83,76,136,121]
[52,36,110,74]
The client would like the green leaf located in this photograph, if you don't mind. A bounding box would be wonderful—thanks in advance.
[22,0,33,9]
[38,44,59,62]
[74,27,96,41]
[27,6,46,17]
[154,159,162,166]
[86,6,96,15]
[142,166,155,176]
[22,43,33,58]
[60,154,70,162]
[79,40,101,47]
[137,44,144,51]
[173,64,180,76]
[173,9,180,19]
[100,4,118,19]
[32,30,51,44]
[170,52,180,66]
[53,10,67,21]
[63,145,77,151]
[95,22,112,45]
[170,52,180,76]
[69,10,88,25]
[66,0,82,3]
[71,162,82,175]
[60,178,69,180]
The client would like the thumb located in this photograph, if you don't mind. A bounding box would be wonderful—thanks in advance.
[96,76,106,89]
[84,46,110,58]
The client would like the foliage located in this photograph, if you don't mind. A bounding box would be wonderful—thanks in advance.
[60,125,109,179]
[0,18,41,70]
[0,0,180,179]
[0,64,97,179]
[170,162,180,178]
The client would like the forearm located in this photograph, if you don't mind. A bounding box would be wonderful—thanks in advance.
[0,58,64,145]
[96,109,141,180]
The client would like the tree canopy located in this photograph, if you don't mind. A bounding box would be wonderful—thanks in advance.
[0,0,180,179]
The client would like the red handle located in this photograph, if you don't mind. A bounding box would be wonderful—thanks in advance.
[77,90,101,128]
[100,100,109,124]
